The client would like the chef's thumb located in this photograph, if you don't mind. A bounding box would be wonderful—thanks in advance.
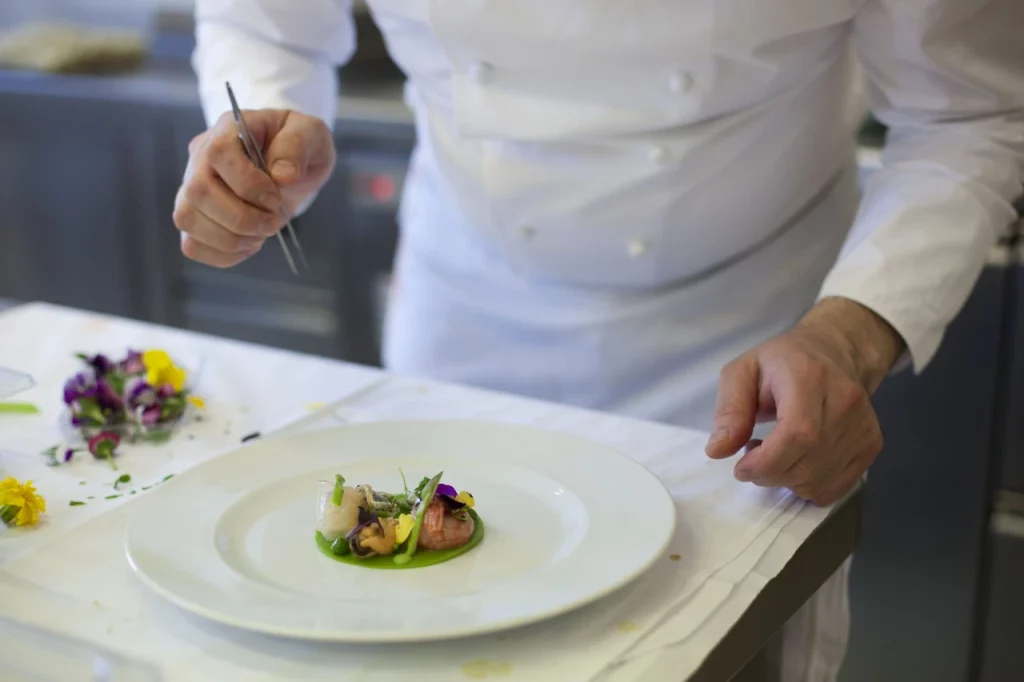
[264,114,323,186]
[705,355,759,459]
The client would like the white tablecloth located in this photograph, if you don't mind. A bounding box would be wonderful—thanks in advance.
[0,303,832,681]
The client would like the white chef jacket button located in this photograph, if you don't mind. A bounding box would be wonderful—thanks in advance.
[468,61,494,84]
[627,239,649,258]
[647,146,668,164]
[669,70,694,93]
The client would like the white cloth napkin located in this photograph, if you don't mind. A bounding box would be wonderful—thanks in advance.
[0,303,831,681]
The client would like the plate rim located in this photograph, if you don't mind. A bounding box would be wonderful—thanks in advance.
[125,419,677,642]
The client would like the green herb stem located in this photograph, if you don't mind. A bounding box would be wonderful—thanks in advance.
[394,471,443,566]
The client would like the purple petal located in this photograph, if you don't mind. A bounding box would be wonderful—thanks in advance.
[121,350,145,375]
[63,448,75,462]
[126,378,157,407]
[141,404,161,425]
[95,379,124,411]
[63,372,96,404]
[157,384,175,399]
[435,484,458,499]
[86,354,113,376]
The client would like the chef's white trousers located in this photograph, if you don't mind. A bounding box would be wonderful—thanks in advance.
[382,162,861,681]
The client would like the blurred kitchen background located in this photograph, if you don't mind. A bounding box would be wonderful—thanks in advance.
[0,2,1021,680]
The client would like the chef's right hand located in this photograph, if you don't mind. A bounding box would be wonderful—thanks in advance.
[173,109,336,267]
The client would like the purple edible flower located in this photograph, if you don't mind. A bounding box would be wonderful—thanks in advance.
[85,354,114,376]
[120,350,145,375]
[64,448,75,462]
[94,378,124,412]
[126,377,157,407]
[435,483,458,499]
[157,384,175,400]
[63,372,96,405]
[141,404,162,425]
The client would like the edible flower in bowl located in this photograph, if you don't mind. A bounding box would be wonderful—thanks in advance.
[0,477,46,528]
[61,349,203,452]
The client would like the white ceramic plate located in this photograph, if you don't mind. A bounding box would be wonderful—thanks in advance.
[126,420,675,642]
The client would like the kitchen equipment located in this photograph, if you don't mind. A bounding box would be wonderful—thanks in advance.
[125,420,676,642]
[225,81,309,275]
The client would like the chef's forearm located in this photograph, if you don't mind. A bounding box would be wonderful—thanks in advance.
[192,0,357,129]
[818,0,1024,376]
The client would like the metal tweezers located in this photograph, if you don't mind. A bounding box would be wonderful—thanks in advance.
[225,81,309,274]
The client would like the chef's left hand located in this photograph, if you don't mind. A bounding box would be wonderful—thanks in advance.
[705,297,905,505]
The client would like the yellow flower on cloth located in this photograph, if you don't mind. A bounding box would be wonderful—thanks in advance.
[143,349,186,392]
[0,477,46,527]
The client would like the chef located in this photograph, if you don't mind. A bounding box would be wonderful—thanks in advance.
[175,1,1024,679]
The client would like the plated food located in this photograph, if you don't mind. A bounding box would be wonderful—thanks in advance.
[315,471,483,568]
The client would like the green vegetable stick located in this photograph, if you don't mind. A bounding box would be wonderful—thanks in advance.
[0,402,40,414]
[393,471,443,566]
[331,474,345,506]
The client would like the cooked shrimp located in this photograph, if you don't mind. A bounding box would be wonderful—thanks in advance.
[317,485,361,542]
[417,500,475,550]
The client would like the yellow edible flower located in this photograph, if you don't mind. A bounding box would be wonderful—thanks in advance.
[142,349,172,370]
[455,491,475,508]
[186,395,205,409]
[395,513,415,545]
[143,349,186,393]
[0,477,47,527]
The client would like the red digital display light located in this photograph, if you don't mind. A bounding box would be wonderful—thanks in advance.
[368,174,396,202]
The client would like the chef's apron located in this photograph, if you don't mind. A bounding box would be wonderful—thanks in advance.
[383,121,861,678]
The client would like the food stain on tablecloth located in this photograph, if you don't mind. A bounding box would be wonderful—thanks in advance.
[461,659,513,679]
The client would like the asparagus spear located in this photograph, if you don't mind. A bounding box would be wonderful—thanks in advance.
[331,474,345,506]
[393,471,443,566]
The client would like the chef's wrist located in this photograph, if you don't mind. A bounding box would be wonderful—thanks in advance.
[797,296,906,393]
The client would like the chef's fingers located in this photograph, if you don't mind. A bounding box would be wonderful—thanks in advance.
[706,355,761,459]
[202,112,284,213]
[174,202,264,258]
[179,168,280,239]
[263,112,334,186]
[800,404,882,504]
[180,233,261,268]
[734,368,824,484]
[792,452,863,507]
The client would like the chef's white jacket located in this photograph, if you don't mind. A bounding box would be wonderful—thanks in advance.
[191,0,1024,379]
